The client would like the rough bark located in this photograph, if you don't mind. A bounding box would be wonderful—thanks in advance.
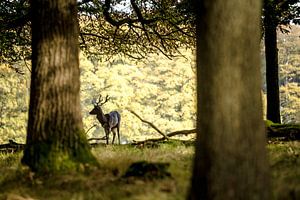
[189,1,270,199]
[22,0,98,172]
[264,2,281,123]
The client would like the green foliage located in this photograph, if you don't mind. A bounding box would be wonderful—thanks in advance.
[261,25,300,124]
[277,26,300,123]
[0,64,29,143]
[1,0,195,64]
[80,50,196,141]
[263,0,300,28]
[1,50,196,143]
[280,83,300,123]
[0,0,31,63]
[1,35,299,143]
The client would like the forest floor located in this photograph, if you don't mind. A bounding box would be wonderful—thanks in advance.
[0,140,299,200]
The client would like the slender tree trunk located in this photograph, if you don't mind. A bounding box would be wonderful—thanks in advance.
[22,0,97,172]
[264,3,281,123]
[189,1,270,199]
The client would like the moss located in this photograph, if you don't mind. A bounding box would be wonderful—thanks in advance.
[21,130,99,174]
[265,120,300,129]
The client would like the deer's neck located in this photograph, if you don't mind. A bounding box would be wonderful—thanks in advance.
[96,111,108,125]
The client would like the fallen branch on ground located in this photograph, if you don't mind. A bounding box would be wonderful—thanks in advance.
[0,140,24,153]
[267,124,300,140]
[131,129,197,146]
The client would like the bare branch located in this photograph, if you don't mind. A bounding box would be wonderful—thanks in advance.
[85,124,97,135]
[128,109,169,139]
[167,129,196,137]
[103,0,138,27]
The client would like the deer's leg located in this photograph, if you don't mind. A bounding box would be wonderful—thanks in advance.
[112,129,117,144]
[104,128,109,145]
[117,126,120,145]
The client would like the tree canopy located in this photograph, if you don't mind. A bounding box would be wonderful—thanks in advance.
[263,0,300,31]
[1,0,195,64]
[1,0,299,64]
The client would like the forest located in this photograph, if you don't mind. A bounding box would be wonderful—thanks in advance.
[0,0,299,199]
[1,28,300,144]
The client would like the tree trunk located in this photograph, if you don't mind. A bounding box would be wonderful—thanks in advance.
[22,0,98,172]
[189,1,270,199]
[264,2,281,123]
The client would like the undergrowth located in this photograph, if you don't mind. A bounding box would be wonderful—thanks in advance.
[0,140,299,200]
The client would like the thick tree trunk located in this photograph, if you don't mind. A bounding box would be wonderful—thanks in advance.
[189,1,270,199]
[22,0,97,172]
[264,6,281,123]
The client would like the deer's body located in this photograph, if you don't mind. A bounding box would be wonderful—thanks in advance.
[89,95,121,144]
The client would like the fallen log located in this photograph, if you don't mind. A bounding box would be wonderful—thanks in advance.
[267,124,300,140]
[0,140,24,153]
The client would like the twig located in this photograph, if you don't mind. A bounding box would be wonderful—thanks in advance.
[85,124,97,135]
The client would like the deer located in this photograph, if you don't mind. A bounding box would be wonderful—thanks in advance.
[89,95,121,145]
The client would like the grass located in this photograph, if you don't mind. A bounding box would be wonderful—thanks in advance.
[268,140,300,200]
[0,140,299,200]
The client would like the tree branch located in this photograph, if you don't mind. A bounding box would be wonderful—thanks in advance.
[128,109,169,139]
[167,129,197,137]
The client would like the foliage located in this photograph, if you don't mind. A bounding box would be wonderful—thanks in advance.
[277,26,300,123]
[0,0,195,64]
[0,50,196,143]
[0,64,29,143]
[80,50,196,141]
[261,25,300,124]
[280,83,300,123]
[0,0,31,63]
[263,0,300,30]
[79,0,195,60]
[0,141,299,199]
[1,29,299,142]
[1,0,299,64]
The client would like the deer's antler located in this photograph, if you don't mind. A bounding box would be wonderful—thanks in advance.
[95,94,110,106]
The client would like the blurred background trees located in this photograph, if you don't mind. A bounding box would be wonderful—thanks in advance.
[1,25,299,143]
[262,0,300,123]
[0,0,299,144]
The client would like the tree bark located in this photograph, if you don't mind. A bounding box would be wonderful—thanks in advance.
[22,0,98,172]
[189,1,270,199]
[264,2,281,123]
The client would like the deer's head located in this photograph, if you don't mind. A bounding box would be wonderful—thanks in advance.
[89,94,110,115]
